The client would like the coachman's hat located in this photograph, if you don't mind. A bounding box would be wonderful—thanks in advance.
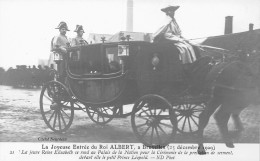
[74,25,85,33]
[161,5,180,13]
[55,21,70,31]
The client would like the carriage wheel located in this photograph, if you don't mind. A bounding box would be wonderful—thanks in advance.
[40,81,74,133]
[131,94,177,147]
[175,103,205,134]
[86,106,114,125]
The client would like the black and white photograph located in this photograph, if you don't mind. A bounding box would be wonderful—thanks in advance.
[0,0,259,160]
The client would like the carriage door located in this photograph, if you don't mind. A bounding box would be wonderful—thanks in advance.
[82,44,125,103]
[102,44,122,74]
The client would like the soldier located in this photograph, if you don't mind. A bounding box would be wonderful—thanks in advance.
[50,21,70,82]
[71,25,88,46]
[153,5,197,64]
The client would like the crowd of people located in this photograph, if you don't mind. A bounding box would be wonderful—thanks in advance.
[0,65,54,88]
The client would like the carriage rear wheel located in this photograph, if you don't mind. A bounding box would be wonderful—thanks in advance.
[131,94,177,147]
[40,81,74,133]
[175,103,205,134]
[86,106,114,125]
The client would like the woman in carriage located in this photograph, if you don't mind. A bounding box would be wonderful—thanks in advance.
[153,5,212,94]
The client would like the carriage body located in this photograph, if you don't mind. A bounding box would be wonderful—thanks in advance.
[65,41,183,106]
[40,40,220,146]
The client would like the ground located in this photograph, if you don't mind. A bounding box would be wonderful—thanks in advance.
[0,85,259,144]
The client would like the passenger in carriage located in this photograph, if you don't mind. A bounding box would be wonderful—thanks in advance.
[153,6,212,92]
[50,21,70,82]
[153,5,198,64]
[71,25,88,46]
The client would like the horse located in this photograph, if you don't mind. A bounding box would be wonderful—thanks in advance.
[197,54,260,154]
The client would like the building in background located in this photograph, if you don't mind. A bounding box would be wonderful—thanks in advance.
[190,16,260,58]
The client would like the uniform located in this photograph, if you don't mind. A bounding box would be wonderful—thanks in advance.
[50,22,70,82]
[71,25,88,46]
[71,36,88,46]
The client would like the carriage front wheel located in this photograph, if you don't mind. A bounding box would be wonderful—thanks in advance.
[131,94,177,147]
[175,103,205,134]
[40,81,74,133]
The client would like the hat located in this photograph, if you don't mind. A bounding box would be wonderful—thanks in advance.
[74,25,85,33]
[161,5,180,13]
[55,21,70,31]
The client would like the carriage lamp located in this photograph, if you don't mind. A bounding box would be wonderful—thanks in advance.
[152,53,159,70]
[118,45,129,56]
[53,52,63,62]
[53,45,63,62]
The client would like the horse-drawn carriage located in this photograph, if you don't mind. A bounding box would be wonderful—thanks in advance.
[40,39,259,148]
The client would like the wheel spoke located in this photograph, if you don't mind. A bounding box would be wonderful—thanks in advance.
[150,127,154,144]
[155,127,162,145]
[140,108,151,116]
[188,117,192,132]
[181,117,187,131]
[97,114,100,122]
[58,111,61,130]
[102,108,110,115]
[101,115,105,122]
[141,126,151,137]
[159,122,173,129]
[157,124,167,135]
[102,107,109,113]
[43,94,52,102]
[153,109,157,115]
[61,109,70,119]
[90,110,96,117]
[176,105,182,110]
[61,104,71,109]
[177,115,185,122]
[183,104,187,110]
[53,111,58,129]
[136,122,148,129]
[44,109,52,114]
[75,102,81,108]
[192,104,204,110]
[47,110,55,123]
[59,110,67,127]
[190,116,199,127]
[157,109,163,116]
[135,115,150,121]
[192,114,199,118]
[147,108,153,116]
[192,109,204,112]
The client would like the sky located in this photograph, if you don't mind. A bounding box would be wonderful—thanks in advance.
[0,0,259,70]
